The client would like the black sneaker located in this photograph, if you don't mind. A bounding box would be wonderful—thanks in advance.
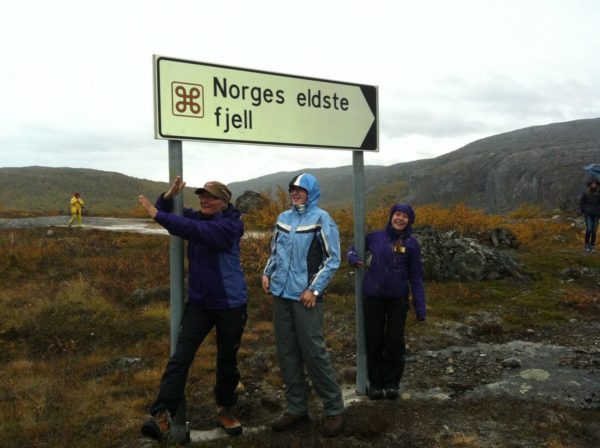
[385,388,400,400]
[141,408,171,440]
[368,388,385,400]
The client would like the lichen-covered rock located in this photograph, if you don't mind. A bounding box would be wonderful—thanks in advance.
[414,226,524,281]
[235,190,270,213]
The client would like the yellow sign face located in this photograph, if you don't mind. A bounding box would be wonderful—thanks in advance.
[153,55,378,151]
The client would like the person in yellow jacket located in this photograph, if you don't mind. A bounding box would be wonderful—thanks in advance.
[68,192,85,227]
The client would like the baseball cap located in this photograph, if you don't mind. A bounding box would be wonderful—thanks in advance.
[194,181,232,203]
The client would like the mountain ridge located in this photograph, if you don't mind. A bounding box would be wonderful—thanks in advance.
[1,118,599,215]
[229,117,600,212]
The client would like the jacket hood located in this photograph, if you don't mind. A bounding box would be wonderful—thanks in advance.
[289,173,320,209]
[386,203,415,237]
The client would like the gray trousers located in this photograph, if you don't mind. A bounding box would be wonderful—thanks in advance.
[273,296,345,416]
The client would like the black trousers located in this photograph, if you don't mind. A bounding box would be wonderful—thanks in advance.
[363,297,409,390]
[150,302,247,416]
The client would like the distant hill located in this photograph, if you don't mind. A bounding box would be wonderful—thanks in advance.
[2,118,599,216]
[0,167,195,215]
[229,118,600,213]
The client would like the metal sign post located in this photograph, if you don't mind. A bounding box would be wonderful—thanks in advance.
[167,139,187,442]
[352,150,368,394]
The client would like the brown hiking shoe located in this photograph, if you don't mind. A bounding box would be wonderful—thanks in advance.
[271,412,310,432]
[322,414,345,437]
[217,406,243,436]
[141,408,171,440]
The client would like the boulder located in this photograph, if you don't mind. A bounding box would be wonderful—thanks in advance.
[235,190,270,213]
[477,227,520,249]
[414,226,524,281]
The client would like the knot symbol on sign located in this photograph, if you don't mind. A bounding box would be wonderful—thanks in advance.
[175,86,202,114]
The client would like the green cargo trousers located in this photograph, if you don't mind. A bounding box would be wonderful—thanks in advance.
[273,296,345,416]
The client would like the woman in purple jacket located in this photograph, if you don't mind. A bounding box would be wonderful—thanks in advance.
[347,203,426,400]
[138,176,247,440]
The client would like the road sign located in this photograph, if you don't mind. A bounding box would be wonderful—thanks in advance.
[153,55,378,151]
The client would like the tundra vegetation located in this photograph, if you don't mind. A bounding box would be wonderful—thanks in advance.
[1,200,599,448]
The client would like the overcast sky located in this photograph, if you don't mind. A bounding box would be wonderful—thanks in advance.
[1,0,599,189]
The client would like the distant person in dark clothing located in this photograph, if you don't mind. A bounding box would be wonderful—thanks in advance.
[137,176,248,440]
[347,203,426,400]
[579,179,600,252]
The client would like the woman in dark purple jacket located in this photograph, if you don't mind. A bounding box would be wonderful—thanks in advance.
[347,203,426,400]
[138,177,247,440]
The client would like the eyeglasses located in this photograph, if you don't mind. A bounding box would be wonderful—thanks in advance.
[198,194,220,201]
[288,187,306,194]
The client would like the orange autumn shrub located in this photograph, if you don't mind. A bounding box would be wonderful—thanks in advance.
[242,187,289,231]
[415,203,503,234]
[505,219,575,248]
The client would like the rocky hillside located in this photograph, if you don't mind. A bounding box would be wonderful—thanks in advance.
[230,118,600,213]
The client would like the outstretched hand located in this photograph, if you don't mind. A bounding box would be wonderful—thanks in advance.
[164,176,186,199]
[138,195,158,219]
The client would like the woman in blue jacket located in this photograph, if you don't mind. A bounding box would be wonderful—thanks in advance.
[348,203,426,400]
[262,173,345,437]
[138,176,247,440]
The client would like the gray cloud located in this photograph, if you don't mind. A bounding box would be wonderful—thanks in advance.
[380,75,600,140]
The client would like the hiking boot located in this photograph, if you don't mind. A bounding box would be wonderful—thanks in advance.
[368,388,385,400]
[141,408,171,440]
[385,388,400,400]
[271,412,310,432]
[217,406,243,436]
[322,414,345,437]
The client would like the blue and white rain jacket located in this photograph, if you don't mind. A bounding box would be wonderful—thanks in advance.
[263,173,341,301]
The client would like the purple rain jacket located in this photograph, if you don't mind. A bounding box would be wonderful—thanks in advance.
[347,204,426,321]
[154,195,248,310]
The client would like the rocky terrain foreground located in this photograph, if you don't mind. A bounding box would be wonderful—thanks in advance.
[163,242,600,447]
[1,221,598,447]
[179,313,600,448]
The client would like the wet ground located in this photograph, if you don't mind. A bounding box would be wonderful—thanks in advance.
[0,216,167,234]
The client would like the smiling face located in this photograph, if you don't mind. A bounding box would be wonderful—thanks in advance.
[391,211,410,231]
[198,193,227,215]
[289,186,308,206]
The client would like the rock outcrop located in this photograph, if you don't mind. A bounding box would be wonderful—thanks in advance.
[235,190,270,213]
[414,227,523,281]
